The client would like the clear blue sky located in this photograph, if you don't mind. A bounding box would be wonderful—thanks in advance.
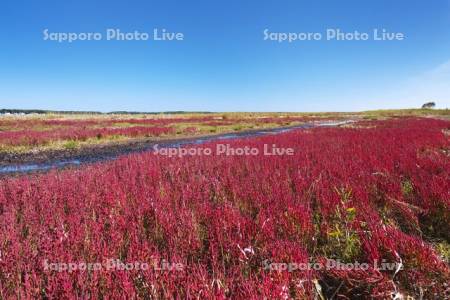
[1,0,449,112]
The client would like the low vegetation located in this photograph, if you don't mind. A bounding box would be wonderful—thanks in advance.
[0,117,448,298]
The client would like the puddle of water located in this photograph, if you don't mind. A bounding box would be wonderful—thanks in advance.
[0,160,81,174]
[317,120,354,127]
[0,120,354,175]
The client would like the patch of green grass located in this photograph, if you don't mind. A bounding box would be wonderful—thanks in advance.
[63,140,79,150]
[318,187,362,262]
[401,179,414,197]
[435,240,450,263]
[361,108,450,119]
[232,124,244,131]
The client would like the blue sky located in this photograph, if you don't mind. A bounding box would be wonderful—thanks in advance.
[1,0,449,112]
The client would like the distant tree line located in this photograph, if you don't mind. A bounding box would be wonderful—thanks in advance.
[0,109,214,115]
[0,109,101,115]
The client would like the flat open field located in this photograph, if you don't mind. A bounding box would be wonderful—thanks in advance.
[0,110,448,298]
[0,112,351,166]
[1,109,447,166]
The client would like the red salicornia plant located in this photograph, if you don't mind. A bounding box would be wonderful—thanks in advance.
[0,117,448,298]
